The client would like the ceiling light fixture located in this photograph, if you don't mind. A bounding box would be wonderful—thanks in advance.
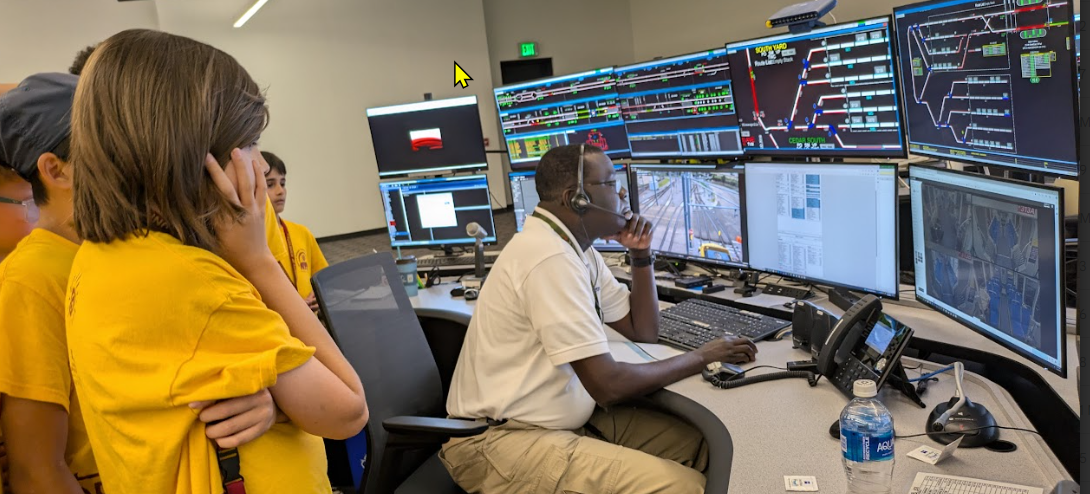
[233,0,270,28]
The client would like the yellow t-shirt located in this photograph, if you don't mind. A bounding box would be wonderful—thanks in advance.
[0,229,100,493]
[266,197,293,286]
[65,231,331,494]
[280,219,329,299]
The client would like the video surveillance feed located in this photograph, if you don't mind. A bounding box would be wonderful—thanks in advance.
[635,168,745,266]
[919,186,1052,349]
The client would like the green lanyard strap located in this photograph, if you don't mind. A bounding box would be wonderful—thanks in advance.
[531,211,602,323]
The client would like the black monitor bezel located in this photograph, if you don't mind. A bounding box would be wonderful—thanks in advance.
[365,96,490,179]
[631,163,749,269]
[908,164,1067,377]
[742,162,902,299]
[892,0,1081,178]
[614,47,747,161]
[724,15,909,160]
[377,173,499,249]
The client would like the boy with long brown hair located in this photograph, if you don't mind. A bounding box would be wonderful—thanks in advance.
[67,30,368,493]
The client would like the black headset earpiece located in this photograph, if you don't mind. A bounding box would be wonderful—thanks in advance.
[570,143,591,215]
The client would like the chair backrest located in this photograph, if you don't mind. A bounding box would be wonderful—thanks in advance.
[312,252,445,493]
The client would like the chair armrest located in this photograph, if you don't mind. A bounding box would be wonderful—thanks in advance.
[383,416,489,438]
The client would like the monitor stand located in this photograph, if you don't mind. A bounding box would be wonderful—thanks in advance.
[733,270,761,297]
[433,245,465,258]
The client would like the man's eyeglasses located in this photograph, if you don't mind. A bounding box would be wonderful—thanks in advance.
[0,196,39,223]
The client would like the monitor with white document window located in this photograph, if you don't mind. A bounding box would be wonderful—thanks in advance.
[744,163,899,298]
[379,174,497,248]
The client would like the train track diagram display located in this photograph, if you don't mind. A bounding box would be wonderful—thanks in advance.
[494,68,630,167]
[894,0,1078,176]
[615,49,743,158]
[727,17,906,157]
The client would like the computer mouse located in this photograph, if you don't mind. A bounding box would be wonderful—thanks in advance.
[829,420,841,440]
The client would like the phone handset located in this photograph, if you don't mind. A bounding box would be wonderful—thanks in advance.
[816,294,882,378]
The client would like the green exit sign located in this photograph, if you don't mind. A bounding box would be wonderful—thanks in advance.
[520,42,537,58]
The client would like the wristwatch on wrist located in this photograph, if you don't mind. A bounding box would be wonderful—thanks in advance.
[630,252,655,268]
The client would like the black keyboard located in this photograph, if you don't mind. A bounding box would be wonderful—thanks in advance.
[418,254,499,267]
[658,299,791,350]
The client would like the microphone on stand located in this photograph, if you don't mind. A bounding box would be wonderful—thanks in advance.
[466,222,488,278]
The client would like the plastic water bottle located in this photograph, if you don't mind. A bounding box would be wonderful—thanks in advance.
[840,379,895,494]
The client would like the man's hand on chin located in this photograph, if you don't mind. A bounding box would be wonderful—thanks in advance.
[603,213,653,252]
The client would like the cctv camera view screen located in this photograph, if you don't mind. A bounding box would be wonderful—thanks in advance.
[893,0,1079,176]
[634,166,746,266]
[366,96,488,177]
[726,17,906,157]
[494,68,631,169]
[910,166,1063,372]
[379,174,497,248]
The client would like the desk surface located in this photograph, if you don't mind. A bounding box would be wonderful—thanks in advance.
[608,263,1080,415]
[409,283,1072,492]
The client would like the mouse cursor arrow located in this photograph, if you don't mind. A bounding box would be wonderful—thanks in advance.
[454,61,473,88]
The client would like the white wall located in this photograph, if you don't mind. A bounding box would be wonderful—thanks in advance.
[0,0,159,82]
[482,0,636,85]
[155,0,503,238]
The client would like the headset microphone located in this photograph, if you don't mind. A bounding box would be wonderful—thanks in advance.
[584,202,633,220]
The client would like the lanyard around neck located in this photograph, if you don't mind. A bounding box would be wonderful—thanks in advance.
[531,211,602,323]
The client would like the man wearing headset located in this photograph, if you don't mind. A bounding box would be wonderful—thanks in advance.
[440,144,757,493]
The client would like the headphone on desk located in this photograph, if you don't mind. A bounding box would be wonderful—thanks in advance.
[569,143,591,215]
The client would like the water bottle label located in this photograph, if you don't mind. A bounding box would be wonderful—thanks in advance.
[841,429,894,462]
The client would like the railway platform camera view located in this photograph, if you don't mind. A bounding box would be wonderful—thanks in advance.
[634,166,746,266]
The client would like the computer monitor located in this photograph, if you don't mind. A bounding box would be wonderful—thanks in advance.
[509,164,632,251]
[893,0,1079,176]
[909,166,1065,375]
[494,68,630,169]
[614,48,743,158]
[744,163,899,297]
[726,16,907,157]
[365,96,488,178]
[378,174,497,248]
[632,165,747,267]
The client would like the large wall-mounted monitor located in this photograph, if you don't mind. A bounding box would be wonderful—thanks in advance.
[910,166,1066,376]
[366,96,488,177]
[726,16,907,158]
[894,0,1079,176]
[745,163,900,298]
[633,165,747,267]
[615,48,744,158]
[494,68,630,169]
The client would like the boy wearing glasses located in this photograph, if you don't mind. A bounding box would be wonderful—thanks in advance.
[0,167,35,261]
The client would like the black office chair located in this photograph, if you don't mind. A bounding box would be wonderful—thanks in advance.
[312,253,486,494]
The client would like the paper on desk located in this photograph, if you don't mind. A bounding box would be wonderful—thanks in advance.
[906,436,962,465]
[908,472,1043,494]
